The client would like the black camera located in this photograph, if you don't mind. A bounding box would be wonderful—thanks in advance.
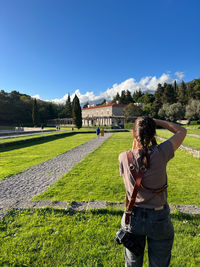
[115,229,143,256]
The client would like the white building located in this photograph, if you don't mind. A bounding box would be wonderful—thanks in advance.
[82,103,126,128]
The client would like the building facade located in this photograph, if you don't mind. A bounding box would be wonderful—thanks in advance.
[82,103,126,127]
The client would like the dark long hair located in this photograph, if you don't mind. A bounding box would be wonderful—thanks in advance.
[133,117,157,169]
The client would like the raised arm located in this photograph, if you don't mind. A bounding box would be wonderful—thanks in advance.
[154,119,187,151]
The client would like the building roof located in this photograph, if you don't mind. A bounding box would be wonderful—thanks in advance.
[82,103,126,110]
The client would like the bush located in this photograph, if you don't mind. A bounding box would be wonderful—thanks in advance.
[124,123,134,129]
[158,103,185,122]
[185,100,200,122]
[189,120,200,125]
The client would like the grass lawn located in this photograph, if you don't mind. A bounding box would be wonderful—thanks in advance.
[35,132,200,206]
[0,133,96,181]
[156,129,200,150]
[1,132,200,266]
[0,208,199,267]
[185,128,200,136]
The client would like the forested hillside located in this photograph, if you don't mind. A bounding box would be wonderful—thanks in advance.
[0,78,200,126]
[112,78,200,122]
[0,91,66,126]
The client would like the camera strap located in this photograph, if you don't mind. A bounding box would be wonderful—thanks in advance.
[125,151,148,225]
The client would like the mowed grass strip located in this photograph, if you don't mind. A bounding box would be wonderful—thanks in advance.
[0,128,98,144]
[0,208,199,267]
[156,129,200,150]
[35,132,130,202]
[0,130,70,143]
[185,128,200,136]
[0,133,96,180]
[35,132,200,206]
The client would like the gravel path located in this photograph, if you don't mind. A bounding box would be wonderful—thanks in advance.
[0,133,112,218]
[187,133,200,138]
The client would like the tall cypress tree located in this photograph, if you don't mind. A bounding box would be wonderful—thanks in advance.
[32,99,39,126]
[47,103,56,119]
[72,94,82,129]
[125,90,133,104]
[65,94,72,118]
[154,83,164,108]
[120,90,126,104]
[162,83,176,104]
[177,81,187,104]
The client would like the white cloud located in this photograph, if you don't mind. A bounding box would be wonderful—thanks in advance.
[175,71,184,80]
[50,72,184,105]
[32,94,41,99]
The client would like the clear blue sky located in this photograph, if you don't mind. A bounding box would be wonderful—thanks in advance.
[0,0,200,103]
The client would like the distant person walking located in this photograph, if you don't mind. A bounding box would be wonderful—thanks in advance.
[96,127,100,138]
[100,128,104,137]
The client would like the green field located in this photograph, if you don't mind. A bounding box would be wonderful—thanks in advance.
[1,131,200,266]
[35,132,200,206]
[0,208,199,266]
[0,133,96,180]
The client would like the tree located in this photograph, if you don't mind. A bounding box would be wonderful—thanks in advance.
[64,94,72,117]
[133,89,143,103]
[138,93,155,104]
[47,103,56,120]
[193,79,200,100]
[158,103,185,122]
[142,103,157,118]
[32,99,40,126]
[162,83,176,104]
[125,90,133,104]
[177,81,187,104]
[186,82,195,101]
[112,92,120,103]
[154,83,164,109]
[185,100,200,122]
[72,94,82,129]
[96,99,107,106]
[124,103,143,122]
[174,80,177,95]
[120,90,126,104]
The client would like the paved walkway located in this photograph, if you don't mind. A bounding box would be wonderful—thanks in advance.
[0,133,112,218]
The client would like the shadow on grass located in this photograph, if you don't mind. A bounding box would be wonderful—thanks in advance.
[0,132,93,153]
[2,207,124,222]
[171,211,200,221]
[3,207,200,223]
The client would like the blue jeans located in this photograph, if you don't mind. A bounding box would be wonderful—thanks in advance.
[121,204,174,267]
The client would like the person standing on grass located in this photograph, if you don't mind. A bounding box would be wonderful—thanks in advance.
[96,127,100,138]
[118,117,186,267]
[100,128,104,137]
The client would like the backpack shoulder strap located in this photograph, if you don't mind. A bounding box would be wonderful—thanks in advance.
[125,151,145,225]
